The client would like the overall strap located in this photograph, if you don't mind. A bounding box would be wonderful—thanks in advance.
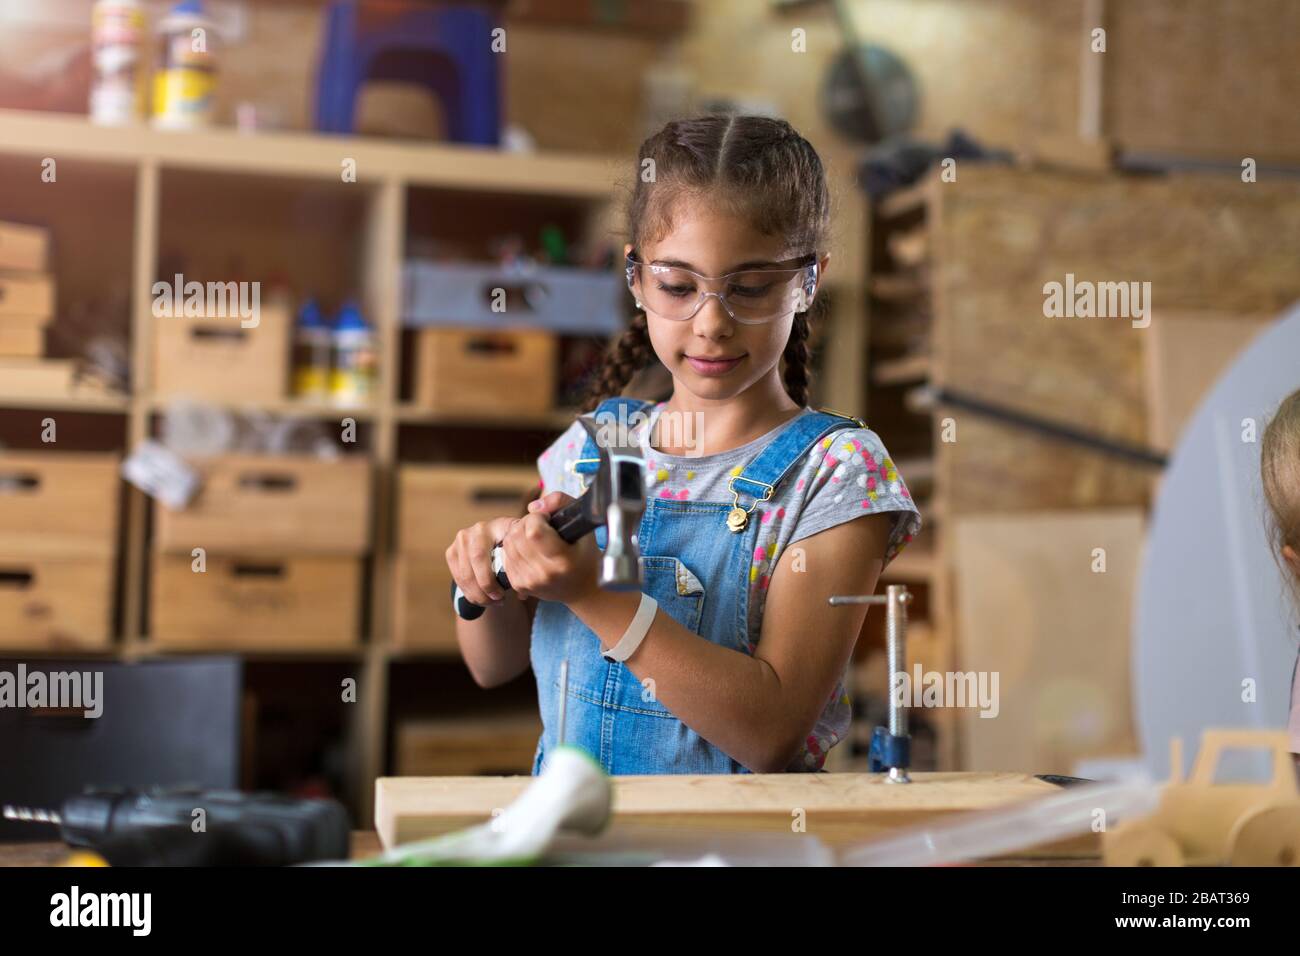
[729,409,866,510]
[573,396,655,479]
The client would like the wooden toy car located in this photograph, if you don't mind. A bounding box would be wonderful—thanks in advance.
[1104,729,1300,866]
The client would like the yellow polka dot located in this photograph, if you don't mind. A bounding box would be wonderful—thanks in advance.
[685,470,694,480]
[821,437,832,449]
[842,441,854,452]
[656,468,668,481]
[749,565,759,583]
[729,464,743,477]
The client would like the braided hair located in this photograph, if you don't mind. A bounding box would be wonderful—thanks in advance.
[582,114,832,412]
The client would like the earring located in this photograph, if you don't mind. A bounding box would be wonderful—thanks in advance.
[635,299,644,310]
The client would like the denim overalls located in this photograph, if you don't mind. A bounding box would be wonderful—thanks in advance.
[529,396,862,775]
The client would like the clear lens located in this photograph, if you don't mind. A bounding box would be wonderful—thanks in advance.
[629,262,809,324]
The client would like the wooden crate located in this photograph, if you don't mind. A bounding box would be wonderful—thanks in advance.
[413,328,555,417]
[150,554,361,650]
[153,300,291,402]
[155,454,371,556]
[395,713,543,776]
[0,553,114,650]
[0,272,54,318]
[0,314,47,357]
[393,464,537,650]
[397,464,537,554]
[0,221,49,272]
[0,452,120,556]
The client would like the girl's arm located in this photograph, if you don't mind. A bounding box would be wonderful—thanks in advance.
[504,494,891,772]
[454,594,536,688]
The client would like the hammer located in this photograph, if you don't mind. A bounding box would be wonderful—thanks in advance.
[452,415,646,620]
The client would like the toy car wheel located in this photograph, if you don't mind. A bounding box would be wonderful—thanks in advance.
[1228,805,1300,866]
[1103,821,1183,867]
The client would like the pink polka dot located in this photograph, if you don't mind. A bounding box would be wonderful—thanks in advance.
[851,439,862,451]
[831,475,840,483]
[823,454,837,467]
[759,575,770,590]
[761,509,774,523]
[566,441,574,450]
[658,489,673,499]
[796,478,805,491]
[861,499,872,509]
[677,488,689,500]
[867,476,877,490]
[777,508,786,518]
[754,545,766,561]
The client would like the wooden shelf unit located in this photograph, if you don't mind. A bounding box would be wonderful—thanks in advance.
[854,173,959,772]
[0,108,871,817]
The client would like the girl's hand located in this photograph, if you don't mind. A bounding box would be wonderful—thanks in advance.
[446,514,520,608]
[500,492,601,605]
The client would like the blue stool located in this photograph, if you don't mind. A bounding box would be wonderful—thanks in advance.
[314,0,501,144]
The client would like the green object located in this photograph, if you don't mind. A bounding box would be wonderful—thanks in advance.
[540,224,568,265]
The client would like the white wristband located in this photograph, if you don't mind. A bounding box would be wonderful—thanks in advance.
[602,593,658,663]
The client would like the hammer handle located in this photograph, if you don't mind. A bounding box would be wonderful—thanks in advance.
[451,495,600,621]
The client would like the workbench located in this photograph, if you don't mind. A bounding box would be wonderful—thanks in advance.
[375,771,1102,863]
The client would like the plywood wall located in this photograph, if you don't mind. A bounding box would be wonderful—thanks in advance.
[931,165,1300,513]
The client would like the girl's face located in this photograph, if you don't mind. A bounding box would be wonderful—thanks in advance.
[626,208,827,405]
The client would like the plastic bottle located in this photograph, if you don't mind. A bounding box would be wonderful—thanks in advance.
[152,0,217,129]
[291,300,333,401]
[329,302,377,406]
[90,0,148,125]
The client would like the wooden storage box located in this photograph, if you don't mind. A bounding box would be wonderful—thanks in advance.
[412,328,555,417]
[0,315,47,357]
[150,554,361,650]
[0,554,114,650]
[0,273,54,318]
[0,221,50,272]
[153,299,290,402]
[393,464,537,650]
[155,454,371,556]
[0,452,120,556]
[395,714,543,776]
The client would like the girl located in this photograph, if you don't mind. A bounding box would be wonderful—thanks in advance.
[1261,387,1300,759]
[447,114,921,774]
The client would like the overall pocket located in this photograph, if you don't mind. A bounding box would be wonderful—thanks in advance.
[639,556,705,634]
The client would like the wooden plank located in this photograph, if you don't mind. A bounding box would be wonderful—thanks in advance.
[375,770,1060,850]
[0,109,620,198]
[953,509,1144,775]
[1144,311,1272,453]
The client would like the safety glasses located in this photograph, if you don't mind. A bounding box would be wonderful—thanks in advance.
[625,250,818,325]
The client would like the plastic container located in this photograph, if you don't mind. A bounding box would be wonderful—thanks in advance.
[152,0,217,129]
[291,300,333,400]
[90,0,148,125]
[329,302,377,406]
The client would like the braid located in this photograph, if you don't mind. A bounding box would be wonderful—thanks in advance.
[782,309,812,407]
[582,311,654,411]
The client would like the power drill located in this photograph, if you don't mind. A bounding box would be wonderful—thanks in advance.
[4,787,351,866]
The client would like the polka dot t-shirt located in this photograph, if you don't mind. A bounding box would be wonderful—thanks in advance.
[536,403,922,770]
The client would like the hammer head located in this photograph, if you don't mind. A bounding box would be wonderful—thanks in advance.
[577,413,646,589]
